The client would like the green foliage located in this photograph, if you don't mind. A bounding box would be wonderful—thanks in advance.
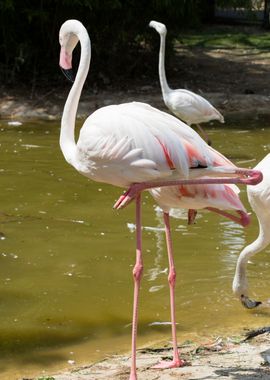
[216,0,263,9]
[179,28,270,49]
[0,0,203,88]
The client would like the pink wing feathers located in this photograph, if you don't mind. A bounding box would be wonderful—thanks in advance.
[150,182,246,213]
[150,122,248,225]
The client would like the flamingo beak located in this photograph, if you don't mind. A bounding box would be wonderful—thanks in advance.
[241,295,262,309]
[59,47,74,82]
[60,67,74,82]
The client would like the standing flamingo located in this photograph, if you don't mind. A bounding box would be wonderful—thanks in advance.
[58,19,262,380]
[233,154,270,309]
[149,20,224,145]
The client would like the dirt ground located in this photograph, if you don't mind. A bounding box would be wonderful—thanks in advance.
[36,334,270,380]
[2,25,269,380]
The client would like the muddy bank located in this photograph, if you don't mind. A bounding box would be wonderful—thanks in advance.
[30,334,270,380]
[1,89,270,122]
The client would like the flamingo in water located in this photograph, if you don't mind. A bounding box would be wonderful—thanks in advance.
[149,20,224,145]
[233,154,270,309]
[58,19,262,380]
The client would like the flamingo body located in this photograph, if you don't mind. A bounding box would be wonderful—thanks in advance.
[164,88,224,126]
[76,102,196,187]
[151,183,245,214]
[233,154,270,308]
[69,100,231,188]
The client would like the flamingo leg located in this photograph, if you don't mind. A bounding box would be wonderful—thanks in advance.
[206,207,250,227]
[188,209,197,224]
[196,123,212,146]
[113,168,262,210]
[152,212,185,369]
[129,194,143,380]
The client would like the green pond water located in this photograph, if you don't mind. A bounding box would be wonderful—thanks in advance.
[1,116,270,379]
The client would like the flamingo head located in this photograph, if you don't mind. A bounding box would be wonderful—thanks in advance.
[232,275,261,309]
[59,20,82,82]
[149,20,167,35]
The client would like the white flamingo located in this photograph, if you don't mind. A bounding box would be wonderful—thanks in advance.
[58,19,262,380]
[149,20,224,145]
[233,154,270,309]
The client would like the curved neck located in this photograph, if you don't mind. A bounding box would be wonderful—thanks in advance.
[235,219,270,280]
[60,32,91,165]
[158,33,170,96]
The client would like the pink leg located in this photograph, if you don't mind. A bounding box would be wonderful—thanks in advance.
[196,124,212,146]
[113,168,263,210]
[129,194,143,380]
[206,207,250,227]
[188,209,197,225]
[152,212,185,369]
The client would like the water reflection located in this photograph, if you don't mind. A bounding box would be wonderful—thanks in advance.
[219,220,246,270]
[1,118,270,378]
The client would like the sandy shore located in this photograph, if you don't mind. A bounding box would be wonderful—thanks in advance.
[29,334,270,380]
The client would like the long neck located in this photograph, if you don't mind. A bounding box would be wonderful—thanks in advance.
[60,33,91,165]
[234,218,270,290]
[158,32,170,96]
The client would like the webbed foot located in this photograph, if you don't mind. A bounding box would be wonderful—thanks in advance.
[152,358,185,369]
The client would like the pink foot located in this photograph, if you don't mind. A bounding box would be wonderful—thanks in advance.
[152,358,185,369]
[113,184,142,209]
[129,374,137,380]
[113,193,128,209]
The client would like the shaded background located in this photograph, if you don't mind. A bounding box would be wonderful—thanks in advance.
[0,0,269,90]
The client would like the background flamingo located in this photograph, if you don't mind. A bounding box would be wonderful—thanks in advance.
[233,153,270,309]
[149,20,224,145]
[58,19,262,380]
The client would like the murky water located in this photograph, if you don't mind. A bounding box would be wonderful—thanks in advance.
[1,116,270,379]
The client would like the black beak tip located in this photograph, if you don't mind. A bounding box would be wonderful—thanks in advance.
[60,67,75,83]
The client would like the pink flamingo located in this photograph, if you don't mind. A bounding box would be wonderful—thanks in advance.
[149,20,224,145]
[59,19,262,380]
[233,154,270,309]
